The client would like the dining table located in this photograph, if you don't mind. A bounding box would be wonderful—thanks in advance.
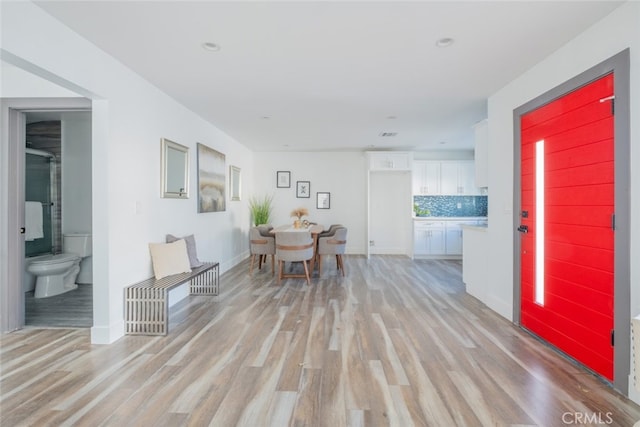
[271,224,324,273]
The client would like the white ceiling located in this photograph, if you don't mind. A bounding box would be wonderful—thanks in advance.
[34,1,623,152]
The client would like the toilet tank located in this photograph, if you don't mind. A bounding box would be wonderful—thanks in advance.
[63,233,92,257]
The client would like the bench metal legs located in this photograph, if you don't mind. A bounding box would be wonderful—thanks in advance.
[124,263,219,336]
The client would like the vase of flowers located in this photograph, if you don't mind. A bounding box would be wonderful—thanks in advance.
[290,207,309,228]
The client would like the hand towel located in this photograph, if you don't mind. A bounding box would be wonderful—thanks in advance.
[25,201,44,241]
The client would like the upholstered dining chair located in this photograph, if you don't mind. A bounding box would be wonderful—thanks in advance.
[249,227,275,276]
[275,231,314,285]
[317,226,347,277]
[318,223,344,238]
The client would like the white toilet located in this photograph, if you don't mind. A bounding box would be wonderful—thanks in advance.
[27,233,91,298]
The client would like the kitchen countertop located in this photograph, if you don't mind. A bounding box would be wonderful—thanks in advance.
[461,223,488,231]
[413,216,487,221]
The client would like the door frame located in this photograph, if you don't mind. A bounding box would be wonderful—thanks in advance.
[512,49,630,393]
[0,97,91,332]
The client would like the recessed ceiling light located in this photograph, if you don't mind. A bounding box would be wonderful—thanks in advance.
[435,37,454,48]
[379,132,398,137]
[387,115,397,120]
[261,116,270,120]
[439,141,447,145]
[202,42,221,52]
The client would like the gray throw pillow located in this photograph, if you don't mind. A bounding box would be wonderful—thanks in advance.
[166,234,204,268]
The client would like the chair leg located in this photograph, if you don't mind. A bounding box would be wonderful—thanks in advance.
[271,254,275,277]
[318,254,323,276]
[250,254,256,274]
[302,260,310,285]
[278,260,284,283]
[338,254,345,277]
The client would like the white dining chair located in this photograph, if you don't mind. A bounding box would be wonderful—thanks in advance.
[317,226,347,277]
[275,231,314,285]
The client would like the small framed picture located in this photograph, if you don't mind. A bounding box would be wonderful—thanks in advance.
[276,171,291,188]
[296,181,310,198]
[316,192,330,209]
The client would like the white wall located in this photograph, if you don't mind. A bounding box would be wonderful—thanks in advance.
[62,112,92,234]
[1,1,254,343]
[414,149,474,161]
[1,60,80,98]
[485,1,639,400]
[252,151,367,254]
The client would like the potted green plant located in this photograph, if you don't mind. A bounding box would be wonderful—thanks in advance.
[249,194,274,226]
[413,203,430,217]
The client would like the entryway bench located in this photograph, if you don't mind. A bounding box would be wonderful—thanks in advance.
[124,262,219,336]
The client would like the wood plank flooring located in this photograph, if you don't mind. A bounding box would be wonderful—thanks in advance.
[25,284,93,328]
[2,256,640,426]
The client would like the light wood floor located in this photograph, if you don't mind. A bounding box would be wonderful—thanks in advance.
[25,284,93,328]
[2,256,639,426]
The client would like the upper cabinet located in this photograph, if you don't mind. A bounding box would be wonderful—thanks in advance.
[441,161,478,195]
[473,119,489,188]
[412,160,440,195]
[413,160,481,195]
[367,151,413,171]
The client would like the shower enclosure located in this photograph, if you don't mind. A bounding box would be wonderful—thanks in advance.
[25,148,58,257]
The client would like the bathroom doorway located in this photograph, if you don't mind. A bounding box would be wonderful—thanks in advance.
[1,99,93,331]
[23,111,93,328]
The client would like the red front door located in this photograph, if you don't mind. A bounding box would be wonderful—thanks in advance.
[519,73,615,380]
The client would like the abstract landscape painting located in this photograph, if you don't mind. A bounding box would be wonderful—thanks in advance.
[197,143,226,213]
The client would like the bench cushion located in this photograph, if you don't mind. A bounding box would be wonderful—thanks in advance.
[149,239,191,279]
[166,234,204,268]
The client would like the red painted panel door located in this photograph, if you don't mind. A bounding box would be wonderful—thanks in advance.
[520,73,614,380]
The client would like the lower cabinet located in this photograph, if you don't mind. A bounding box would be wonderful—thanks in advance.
[413,221,445,256]
[414,219,484,257]
[445,223,463,255]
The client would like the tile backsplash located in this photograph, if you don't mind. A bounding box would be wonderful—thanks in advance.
[414,195,488,217]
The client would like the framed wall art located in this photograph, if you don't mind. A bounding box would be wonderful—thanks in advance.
[197,143,226,213]
[296,181,310,198]
[277,171,291,188]
[316,192,330,209]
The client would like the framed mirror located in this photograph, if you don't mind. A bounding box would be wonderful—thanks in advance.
[230,165,241,201]
[161,138,189,198]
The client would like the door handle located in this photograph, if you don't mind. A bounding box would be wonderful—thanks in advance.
[517,225,528,233]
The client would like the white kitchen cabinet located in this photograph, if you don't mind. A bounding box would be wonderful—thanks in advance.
[445,220,481,255]
[440,162,458,195]
[445,222,463,255]
[415,219,486,258]
[412,160,441,195]
[440,161,480,195]
[458,161,477,195]
[368,152,412,171]
[413,221,445,255]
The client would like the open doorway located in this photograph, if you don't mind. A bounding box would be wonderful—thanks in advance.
[23,110,93,327]
[1,99,93,331]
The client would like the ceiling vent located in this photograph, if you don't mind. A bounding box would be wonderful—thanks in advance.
[379,132,398,137]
